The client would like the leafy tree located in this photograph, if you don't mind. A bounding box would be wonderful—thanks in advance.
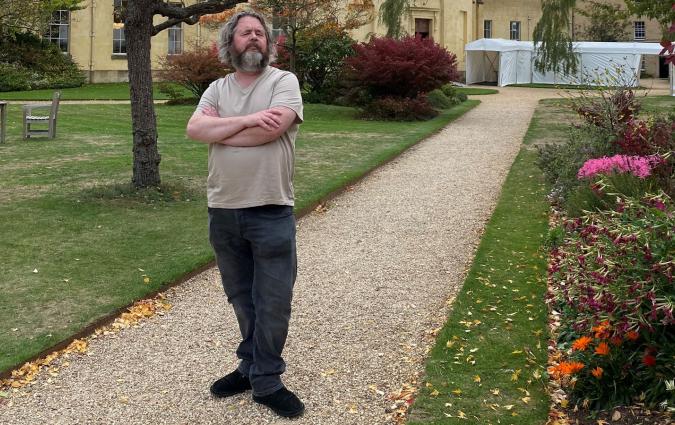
[115,0,241,188]
[0,0,83,39]
[275,22,354,100]
[576,0,630,42]
[379,0,409,38]
[534,0,675,73]
[250,0,373,73]
[533,0,578,75]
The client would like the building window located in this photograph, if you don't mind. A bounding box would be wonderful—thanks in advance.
[168,23,183,54]
[483,20,492,38]
[634,21,645,40]
[510,21,521,40]
[271,15,286,41]
[113,27,126,54]
[45,10,70,52]
[414,18,431,39]
[113,0,128,55]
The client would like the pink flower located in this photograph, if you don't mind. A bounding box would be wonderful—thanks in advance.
[577,155,663,180]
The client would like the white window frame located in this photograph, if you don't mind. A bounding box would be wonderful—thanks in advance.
[45,10,70,53]
[510,21,521,41]
[634,21,646,40]
[112,28,126,55]
[113,0,127,55]
[484,20,492,39]
[168,23,183,55]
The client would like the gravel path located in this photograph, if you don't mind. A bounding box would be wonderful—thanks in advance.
[0,87,557,424]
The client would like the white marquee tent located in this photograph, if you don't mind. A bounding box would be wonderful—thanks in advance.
[464,38,673,95]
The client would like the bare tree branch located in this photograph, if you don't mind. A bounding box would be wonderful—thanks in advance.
[151,0,238,34]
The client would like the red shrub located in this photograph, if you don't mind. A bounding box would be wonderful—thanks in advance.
[344,36,458,99]
[158,42,230,98]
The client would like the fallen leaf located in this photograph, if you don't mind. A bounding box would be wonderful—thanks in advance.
[430,389,440,397]
[503,404,514,410]
[473,375,481,383]
[511,369,521,381]
[457,410,467,419]
[522,397,531,404]
[33,269,38,273]
[490,388,500,396]
[452,388,462,396]
[611,411,621,421]
[321,368,336,377]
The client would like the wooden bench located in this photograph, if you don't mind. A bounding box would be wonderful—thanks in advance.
[23,91,61,139]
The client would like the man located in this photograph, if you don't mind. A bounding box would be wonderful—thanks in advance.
[185,10,304,418]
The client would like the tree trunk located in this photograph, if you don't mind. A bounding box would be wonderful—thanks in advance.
[126,0,161,188]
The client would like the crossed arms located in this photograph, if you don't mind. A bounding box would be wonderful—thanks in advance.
[186,105,297,147]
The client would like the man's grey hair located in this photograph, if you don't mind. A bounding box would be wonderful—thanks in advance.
[218,10,277,66]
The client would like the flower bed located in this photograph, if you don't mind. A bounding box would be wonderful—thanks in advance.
[537,84,674,421]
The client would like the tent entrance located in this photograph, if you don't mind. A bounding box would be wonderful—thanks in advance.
[660,57,670,79]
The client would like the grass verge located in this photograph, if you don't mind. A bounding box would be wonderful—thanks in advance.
[0,100,479,374]
[456,87,499,96]
[407,100,556,425]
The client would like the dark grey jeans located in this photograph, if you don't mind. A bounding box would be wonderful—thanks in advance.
[208,205,297,397]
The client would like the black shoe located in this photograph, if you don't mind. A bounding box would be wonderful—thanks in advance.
[253,387,305,418]
[210,370,252,398]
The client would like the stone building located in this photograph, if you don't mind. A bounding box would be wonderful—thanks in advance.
[48,0,668,83]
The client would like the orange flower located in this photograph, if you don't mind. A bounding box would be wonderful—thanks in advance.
[572,336,593,351]
[595,342,610,356]
[625,330,639,341]
[592,321,610,339]
[610,336,622,347]
[559,361,585,375]
[591,366,603,378]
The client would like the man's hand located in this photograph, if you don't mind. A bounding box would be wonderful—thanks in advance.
[244,109,283,131]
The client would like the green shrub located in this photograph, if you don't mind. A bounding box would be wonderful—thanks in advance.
[536,124,617,205]
[0,63,32,91]
[426,89,453,109]
[359,96,438,121]
[565,175,653,217]
[0,33,85,92]
[440,83,468,104]
[276,23,355,104]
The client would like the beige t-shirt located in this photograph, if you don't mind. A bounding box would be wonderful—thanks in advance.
[197,66,303,209]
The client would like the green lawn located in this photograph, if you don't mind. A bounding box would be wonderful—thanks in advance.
[407,94,674,424]
[0,100,479,374]
[0,83,190,101]
[456,87,499,95]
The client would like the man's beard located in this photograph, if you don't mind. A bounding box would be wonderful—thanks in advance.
[231,46,269,73]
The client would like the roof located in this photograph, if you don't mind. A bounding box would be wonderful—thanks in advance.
[465,38,663,55]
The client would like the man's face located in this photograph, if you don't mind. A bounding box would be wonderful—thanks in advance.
[231,16,268,73]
